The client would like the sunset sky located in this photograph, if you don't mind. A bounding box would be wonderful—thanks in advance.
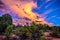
[0,0,60,26]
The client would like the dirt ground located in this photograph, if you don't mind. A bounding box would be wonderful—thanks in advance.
[0,32,60,40]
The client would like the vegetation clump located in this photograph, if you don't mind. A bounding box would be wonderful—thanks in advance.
[0,14,60,40]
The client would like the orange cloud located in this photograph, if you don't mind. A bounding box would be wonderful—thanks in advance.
[1,0,53,26]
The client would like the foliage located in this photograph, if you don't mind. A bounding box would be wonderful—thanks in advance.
[0,14,12,34]
[0,14,52,40]
[2,14,12,25]
[26,23,46,40]
[15,26,30,40]
[16,27,29,34]
[51,27,60,38]
[40,36,45,40]
[5,25,14,40]
[14,23,46,40]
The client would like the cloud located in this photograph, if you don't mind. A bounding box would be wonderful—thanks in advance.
[0,0,52,26]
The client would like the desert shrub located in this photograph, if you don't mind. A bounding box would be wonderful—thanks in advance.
[15,26,30,40]
[0,14,12,34]
[5,25,14,40]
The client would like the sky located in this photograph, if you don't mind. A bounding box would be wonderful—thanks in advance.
[0,0,60,26]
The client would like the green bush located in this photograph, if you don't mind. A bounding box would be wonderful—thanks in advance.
[15,26,30,40]
[5,25,14,40]
[0,14,12,34]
